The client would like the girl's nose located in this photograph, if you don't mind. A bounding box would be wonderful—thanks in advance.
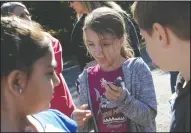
[94,47,103,55]
[53,72,60,88]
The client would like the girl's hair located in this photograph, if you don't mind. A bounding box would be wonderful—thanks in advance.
[1,16,51,77]
[80,1,130,16]
[76,2,129,20]
[83,7,134,58]
[1,2,27,16]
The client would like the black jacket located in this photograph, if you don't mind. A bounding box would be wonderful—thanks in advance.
[170,73,190,132]
[122,13,141,57]
[71,14,93,70]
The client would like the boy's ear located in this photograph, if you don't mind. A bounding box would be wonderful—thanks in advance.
[153,23,169,48]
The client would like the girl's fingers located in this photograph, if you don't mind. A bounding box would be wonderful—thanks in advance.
[77,120,85,127]
[73,110,93,127]
[109,83,122,93]
[105,84,121,96]
[103,82,122,100]
[73,110,91,117]
[105,91,117,101]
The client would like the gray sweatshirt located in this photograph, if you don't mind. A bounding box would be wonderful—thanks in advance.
[77,57,157,132]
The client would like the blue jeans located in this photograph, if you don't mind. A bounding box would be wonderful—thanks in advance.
[169,72,179,94]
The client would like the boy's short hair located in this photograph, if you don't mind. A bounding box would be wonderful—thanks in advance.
[131,2,190,40]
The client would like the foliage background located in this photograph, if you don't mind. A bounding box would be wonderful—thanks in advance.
[1,1,133,56]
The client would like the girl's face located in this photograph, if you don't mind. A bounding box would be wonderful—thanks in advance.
[84,29,123,70]
[70,1,85,15]
[13,6,31,21]
[20,47,60,115]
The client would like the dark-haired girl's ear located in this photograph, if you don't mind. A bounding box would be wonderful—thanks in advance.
[7,70,27,96]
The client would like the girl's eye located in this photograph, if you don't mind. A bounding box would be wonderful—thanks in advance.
[47,71,55,78]
[49,72,54,76]
[103,43,110,46]
[87,43,94,46]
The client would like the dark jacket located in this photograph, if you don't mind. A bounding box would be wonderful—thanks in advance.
[169,73,190,132]
[122,13,141,57]
[71,14,93,70]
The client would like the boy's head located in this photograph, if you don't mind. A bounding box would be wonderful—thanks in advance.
[131,2,190,71]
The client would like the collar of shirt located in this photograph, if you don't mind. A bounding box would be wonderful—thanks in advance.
[176,73,190,98]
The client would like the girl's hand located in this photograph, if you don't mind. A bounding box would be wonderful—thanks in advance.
[102,82,123,101]
[72,104,92,127]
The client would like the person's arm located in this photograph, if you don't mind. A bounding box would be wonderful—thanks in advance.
[185,97,190,132]
[71,22,80,55]
[74,70,94,132]
[71,14,87,55]
[51,37,76,116]
[115,58,157,127]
